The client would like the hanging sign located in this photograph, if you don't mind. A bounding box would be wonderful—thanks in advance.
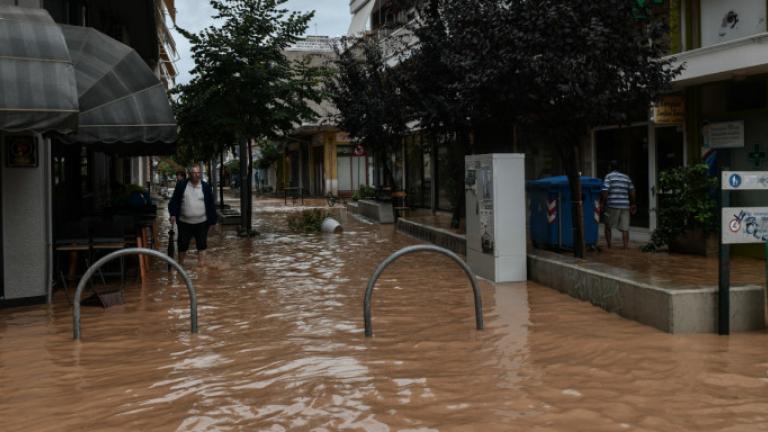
[721,171,768,190]
[652,95,685,124]
[722,207,768,244]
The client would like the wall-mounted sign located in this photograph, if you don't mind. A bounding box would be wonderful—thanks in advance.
[652,95,685,124]
[335,132,351,143]
[722,171,768,190]
[722,207,768,244]
[704,121,744,149]
[701,0,767,47]
[353,144,367,156]
[5,135,38,168]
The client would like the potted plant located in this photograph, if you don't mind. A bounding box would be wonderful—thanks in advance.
[644,164,718,255]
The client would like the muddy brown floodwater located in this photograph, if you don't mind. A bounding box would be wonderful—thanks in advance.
[2,203,768,431]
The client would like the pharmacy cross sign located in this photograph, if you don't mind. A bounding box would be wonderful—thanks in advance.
[748,143,766,168]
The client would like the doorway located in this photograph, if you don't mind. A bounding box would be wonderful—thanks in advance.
[654,125,685,226]
[313,146,324,196]
[595,126,650,228]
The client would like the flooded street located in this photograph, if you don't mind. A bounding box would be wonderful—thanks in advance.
[2,202,768,431]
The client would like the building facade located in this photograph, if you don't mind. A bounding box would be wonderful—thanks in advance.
[0,0,177,304]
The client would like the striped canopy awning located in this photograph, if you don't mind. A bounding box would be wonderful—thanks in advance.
[60,25,177,154]
[0,6,78,133]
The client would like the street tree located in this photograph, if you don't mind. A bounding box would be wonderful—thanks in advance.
[402,0,680,256]
[175,0,324,234]
[509,0,681,257]
[326,36,409,197]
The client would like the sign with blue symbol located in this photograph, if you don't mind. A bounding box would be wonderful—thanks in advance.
[722,171,768,190]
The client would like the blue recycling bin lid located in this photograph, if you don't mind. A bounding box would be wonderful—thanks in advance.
[527,176,603,189]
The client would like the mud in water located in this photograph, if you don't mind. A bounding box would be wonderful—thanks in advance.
[2,202,768,431]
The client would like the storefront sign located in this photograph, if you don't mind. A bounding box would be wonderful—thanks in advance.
[353,144,367,156]
[5,135,37,168]
[705,121,744,149]
[652,95,685,124]
[722,207,768,244]
[336,132,351,143]
[721,171,768,190]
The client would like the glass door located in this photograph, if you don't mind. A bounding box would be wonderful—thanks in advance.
[595,126,650,228]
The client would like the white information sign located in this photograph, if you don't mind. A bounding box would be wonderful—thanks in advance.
[722,207,768,244]
[706,121,744,149]
[722,171,768,190]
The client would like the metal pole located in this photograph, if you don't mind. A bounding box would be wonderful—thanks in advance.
[718,167,730,335]
[73,248,197,340]
[363,244,484,337]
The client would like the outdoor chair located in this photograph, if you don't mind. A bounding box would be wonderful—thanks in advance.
[391,191,409,220]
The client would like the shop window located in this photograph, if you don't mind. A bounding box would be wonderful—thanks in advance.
[80,147,92,194]
[727,78,767,112]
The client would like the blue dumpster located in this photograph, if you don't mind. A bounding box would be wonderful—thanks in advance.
[527,176,603,250]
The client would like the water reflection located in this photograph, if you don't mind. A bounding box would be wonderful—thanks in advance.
[0,201,767,430]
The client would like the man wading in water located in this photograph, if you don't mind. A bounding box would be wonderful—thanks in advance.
[169,166,217,264]
[600,160,636,249]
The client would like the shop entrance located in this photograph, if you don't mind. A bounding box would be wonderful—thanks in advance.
[653,125,685,229]
[312,146,324,196]
[595,126,650,228]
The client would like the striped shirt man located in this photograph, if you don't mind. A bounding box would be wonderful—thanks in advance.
[602,170,634,209]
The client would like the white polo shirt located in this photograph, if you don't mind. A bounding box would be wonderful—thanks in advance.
[180,182,207,224]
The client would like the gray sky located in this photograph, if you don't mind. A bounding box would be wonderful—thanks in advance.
[171,0,350,84]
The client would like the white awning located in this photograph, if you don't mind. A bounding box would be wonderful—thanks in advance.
[670,32,768,87]
[347,0,375,36]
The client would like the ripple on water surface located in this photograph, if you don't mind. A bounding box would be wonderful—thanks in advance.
[1,205,768,431]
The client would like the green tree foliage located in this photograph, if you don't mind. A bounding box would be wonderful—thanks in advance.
[174,0,326,231]
[175,0,324,147]
[404,0,681,254]
[644,164,717,251]
[326,36,408,189]
[256,142,281,169]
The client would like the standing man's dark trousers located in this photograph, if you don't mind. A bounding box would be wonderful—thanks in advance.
[177,221,209,252]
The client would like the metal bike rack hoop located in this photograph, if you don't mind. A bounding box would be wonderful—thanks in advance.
[72,247,198,340]
[363,244,484,337]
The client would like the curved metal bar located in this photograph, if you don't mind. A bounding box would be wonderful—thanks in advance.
[73,248,197,340]
[363,244,484,337]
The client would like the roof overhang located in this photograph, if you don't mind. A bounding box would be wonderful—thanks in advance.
[0,6,78,133]
[669,32,768,88]
[59,25,177,155]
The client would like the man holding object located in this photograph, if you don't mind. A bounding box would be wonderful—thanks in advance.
[169,166,217,263]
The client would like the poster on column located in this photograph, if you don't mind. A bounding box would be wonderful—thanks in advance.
[722,207,768,244]
[475,160,494,254]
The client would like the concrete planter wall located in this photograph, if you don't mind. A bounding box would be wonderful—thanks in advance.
[357,199,394,224]
[668,228,718,257]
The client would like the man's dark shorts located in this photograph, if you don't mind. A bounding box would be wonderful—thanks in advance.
[177,221,208,252]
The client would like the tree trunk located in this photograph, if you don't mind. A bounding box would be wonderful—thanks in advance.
[450,129,471,229]
[246,139,254,231]
[563,144,586,258]
[219,152,225,208]
[239,139,249,233]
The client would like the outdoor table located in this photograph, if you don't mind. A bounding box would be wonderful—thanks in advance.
[283,187,304,205]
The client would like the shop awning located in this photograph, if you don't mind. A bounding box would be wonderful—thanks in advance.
[60,25,176,155]
[0,6,78,133]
